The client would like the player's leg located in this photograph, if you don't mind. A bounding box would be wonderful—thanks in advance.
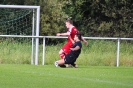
[58,49,66,59]
[55,54,72,68]
[70,58,78,68]
[71,63,78,68]
[72,58,78,68]
[58,59,65,65]
[58,42,71,59]
[54,59,66,67]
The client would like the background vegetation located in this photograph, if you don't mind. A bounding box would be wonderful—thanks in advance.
[0,39,133,66]
[0,0,133,66]
[1,0,133,38]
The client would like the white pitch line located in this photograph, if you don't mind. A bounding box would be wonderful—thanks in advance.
[27,71,133,87]
[48,73,133,87]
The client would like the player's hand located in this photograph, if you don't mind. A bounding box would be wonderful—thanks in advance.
[56,33,60,36]
[70,48,74,51]
[84,41,88,46]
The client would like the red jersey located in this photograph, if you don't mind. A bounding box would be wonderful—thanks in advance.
[61,26,79,55]
[67,26,79,43]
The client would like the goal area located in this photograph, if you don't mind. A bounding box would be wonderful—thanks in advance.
[0,5,40,65]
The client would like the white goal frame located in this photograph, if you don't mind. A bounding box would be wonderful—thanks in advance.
[0,5,40,65]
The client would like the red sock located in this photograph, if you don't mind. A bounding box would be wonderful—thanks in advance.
[60,53,65,59]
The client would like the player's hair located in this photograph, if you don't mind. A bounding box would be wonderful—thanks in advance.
[76,33,82,41]
[66,18,73,24]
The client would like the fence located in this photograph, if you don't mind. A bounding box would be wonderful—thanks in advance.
[0,35,133,67]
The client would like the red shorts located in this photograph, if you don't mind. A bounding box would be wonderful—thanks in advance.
[61,42,73,54]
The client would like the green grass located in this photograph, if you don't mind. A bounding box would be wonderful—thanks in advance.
[0,40,133,66]
[0,64,133,88]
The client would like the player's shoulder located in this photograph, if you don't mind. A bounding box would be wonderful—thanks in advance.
[72,26,78,31]
[72,26,77,29]
[75,41,82,48]
[76,41,82,45]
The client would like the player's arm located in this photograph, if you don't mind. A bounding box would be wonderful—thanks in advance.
[81,36,88,45]
[70,46,80,51]
[56,32,69,36]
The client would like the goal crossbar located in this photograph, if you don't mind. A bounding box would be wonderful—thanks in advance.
[0,5,40,9]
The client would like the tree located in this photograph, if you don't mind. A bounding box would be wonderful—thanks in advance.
[59,0,133,37]
[0,0,25,5]
[39,0,68,36]
[2,0,133,38]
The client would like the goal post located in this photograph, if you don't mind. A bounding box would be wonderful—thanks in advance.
[0,5,40,65]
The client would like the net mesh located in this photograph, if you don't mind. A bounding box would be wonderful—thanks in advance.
[0,8,32,35]
[0,8,34,64]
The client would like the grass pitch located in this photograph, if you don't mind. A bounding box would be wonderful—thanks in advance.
[0,64,133,88]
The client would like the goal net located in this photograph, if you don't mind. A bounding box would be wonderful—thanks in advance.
[0,5,40,65]
[0,8,32,35]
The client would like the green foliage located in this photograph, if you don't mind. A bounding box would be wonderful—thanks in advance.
[60,0,87,34]
[0,40,133,66]
[0,0,25,5]
[1,0,133,41]
[60,0,133,37]
[44,40,133,66]
[0,40,31,64]
[39,0,67,36]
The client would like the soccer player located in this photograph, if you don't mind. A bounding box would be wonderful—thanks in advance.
[54,33,82,68]
[56,18,88,59]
